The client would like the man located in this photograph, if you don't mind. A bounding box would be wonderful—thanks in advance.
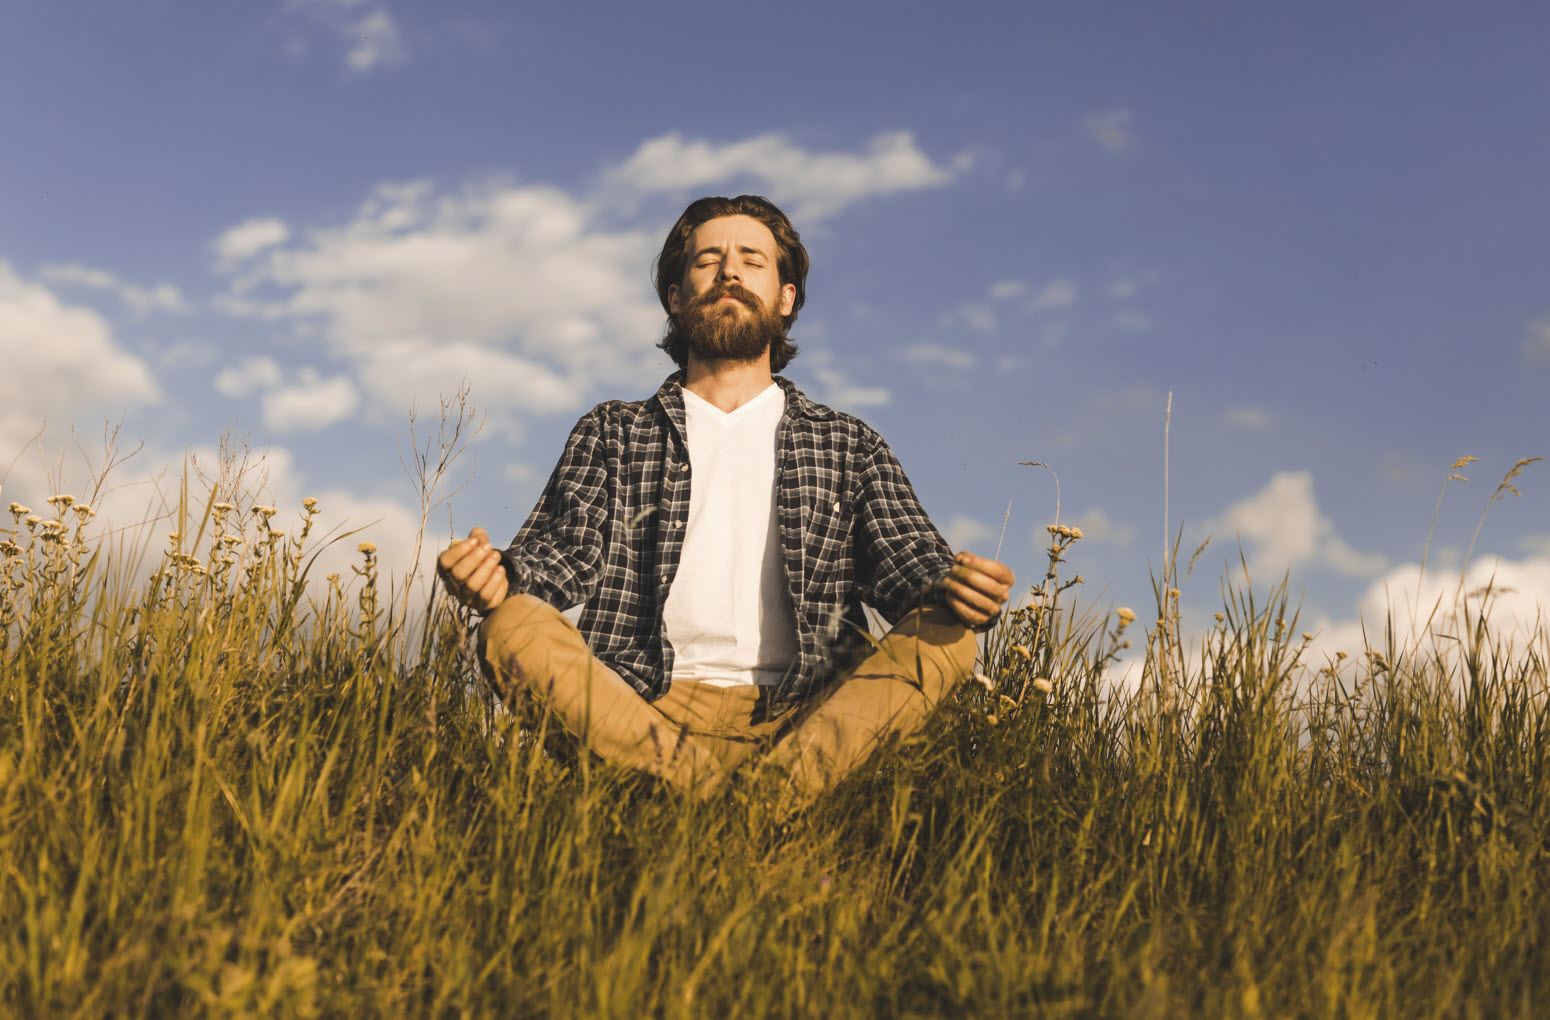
[437,195,1013,809]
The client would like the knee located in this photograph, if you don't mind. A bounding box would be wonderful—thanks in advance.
[889,602,979,697]
[478,594,571,692]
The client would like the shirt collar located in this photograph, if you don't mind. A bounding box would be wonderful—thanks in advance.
[652,370,837,434]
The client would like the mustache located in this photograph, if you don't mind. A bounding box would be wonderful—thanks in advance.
[688,282,763,311]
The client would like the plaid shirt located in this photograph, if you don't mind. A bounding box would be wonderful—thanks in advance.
[501,372,961,708]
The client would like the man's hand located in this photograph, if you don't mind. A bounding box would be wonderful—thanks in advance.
[944,551,1015,628]
[437,526,509,613]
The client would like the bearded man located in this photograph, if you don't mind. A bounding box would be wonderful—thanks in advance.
[437,195,1014,810]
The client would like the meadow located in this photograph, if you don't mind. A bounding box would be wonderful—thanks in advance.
[3,461,1548,1018]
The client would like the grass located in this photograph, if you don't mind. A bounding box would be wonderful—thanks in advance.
[3,477,1550,1018]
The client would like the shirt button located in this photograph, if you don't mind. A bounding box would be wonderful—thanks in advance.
[674,519,683,528]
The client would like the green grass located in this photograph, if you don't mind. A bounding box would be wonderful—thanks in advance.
[3,492,1549,1018]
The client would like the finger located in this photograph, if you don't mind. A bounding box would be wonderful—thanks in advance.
[463,551,501,594]
[468,526,491,545]
[946,591,988,627]
[949,565,1012,605]
[475,567,508,610]
[438,534,483,573]
[448,547,498,586]
[955,551,1015,585]
[945,576,1001,616]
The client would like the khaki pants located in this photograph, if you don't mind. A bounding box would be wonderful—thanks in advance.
[479,595,978,807]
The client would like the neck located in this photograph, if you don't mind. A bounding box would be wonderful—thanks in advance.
[683,353,775,413]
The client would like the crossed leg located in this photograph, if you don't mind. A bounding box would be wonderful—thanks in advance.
[478,595,978,805]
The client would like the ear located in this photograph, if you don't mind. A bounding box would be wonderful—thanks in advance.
[668,282,681,315]
[778,282,796,318]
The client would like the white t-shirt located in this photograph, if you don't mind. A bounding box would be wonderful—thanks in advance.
[662,383,799,687]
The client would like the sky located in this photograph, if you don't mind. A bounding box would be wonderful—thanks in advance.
[3,0,1548,664]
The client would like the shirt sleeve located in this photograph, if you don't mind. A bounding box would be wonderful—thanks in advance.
[851,431,963,625]
[499,413,609,611]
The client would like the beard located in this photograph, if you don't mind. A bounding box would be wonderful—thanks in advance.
[668,282,786,366]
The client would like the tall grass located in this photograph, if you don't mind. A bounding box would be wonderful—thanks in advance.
[3,480,1549,1017]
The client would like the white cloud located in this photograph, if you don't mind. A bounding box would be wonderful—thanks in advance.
[1071,506,1135,547]
[1213,471,1388,581]
[216,179,663,435]
[40,262,188,316]
[215,217,291,263]
[261,369,362,432]
[214,131,966,435]
[902,344,975,370]
[1303,552,1550,673]
[944,515,994,553]
[1525,318,1550,362]
[1223,406,1269,430]
[1027,277,1078,314]
[0,262,161,501]
[1083,109,1136,155]
[214,357,285,398]
[988,279,1027,300]
[286,0,409,74]
[603,130,964,222]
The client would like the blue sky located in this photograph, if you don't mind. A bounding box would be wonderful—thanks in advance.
[4,0,1548,656]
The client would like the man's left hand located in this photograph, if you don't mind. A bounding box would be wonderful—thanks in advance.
[944,551,1015,628]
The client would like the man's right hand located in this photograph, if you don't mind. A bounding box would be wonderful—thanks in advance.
[437,526,509,613]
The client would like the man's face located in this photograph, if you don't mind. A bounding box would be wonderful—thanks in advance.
[669,215,796,317]
[667,216,798,365]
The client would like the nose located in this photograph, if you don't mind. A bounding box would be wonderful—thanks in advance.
[716,252,742,284]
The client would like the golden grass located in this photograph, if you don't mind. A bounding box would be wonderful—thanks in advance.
[3,467,1549,1016]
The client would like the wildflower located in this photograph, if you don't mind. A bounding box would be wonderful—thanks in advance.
[268,530,286,540]
[41,520,64,532]
[46,494,75,508]
[220,555,236,565]
[1011,643,1032,660]
[25,515,41,527]
[0,541,20,557]
[213,502,236,513]
[168,532,180,543]
[221,535,242,546]
[358,541,378,554]
[7,502,29,516]
[72,504,94,518]
[1335,651,1348,661]
[973,671,994,691]
[252,505,278,518]
[326,572,341,583]
[1068,526,1083,540]
[1116,607,1136,625]
[1072,575,1084,584]
[1167,588,1181,599]
[1214,613,1224,622]
[1302,632,1314,642]
[1031,676,1054,694]
[302,496,319,511]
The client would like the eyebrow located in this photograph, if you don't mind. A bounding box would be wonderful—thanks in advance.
[692,244,769,260]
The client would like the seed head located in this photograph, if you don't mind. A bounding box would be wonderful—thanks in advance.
[46,494,75,508]
[213,502,236,513]
[1302,632,1314,642]
[7,502,29,516]
[1116,607,1136,625]
[358,541,378,554]
[1214,613,1224,622]
[73,504,94,518]
[1031,676,1054,694]
[25,515,41,527]
[302,497,319,511]
[252,506,278,518]
[0,540,20,557]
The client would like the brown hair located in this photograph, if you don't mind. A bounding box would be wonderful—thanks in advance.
[652,195,808,372]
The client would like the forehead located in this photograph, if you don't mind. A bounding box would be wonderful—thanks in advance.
[687,214,777,256]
